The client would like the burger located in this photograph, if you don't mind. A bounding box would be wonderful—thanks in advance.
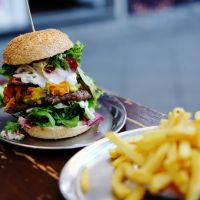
[0,29,103,140]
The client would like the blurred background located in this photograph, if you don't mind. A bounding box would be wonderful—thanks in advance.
[0,0,200,113]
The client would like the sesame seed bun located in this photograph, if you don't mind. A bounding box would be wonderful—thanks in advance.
[24,124,90,139]
[3,29,73,65]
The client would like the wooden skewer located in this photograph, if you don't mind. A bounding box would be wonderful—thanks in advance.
[25,0,35,32]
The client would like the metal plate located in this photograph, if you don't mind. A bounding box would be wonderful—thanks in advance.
[59,127,180,200]
[0,93,127,150]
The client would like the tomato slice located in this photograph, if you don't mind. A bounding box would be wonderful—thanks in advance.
[3,85,15,103]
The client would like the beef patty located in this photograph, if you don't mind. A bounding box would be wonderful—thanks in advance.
[7,90,92,113]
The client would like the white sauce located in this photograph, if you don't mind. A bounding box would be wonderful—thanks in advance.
[13,64,77,88]
[14,73,46,88]
[43,68,77,86]
[54,103,68,109]
[13,64,46,88]
[0,130,24,141]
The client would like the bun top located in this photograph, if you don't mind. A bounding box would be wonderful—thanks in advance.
[3,29,73,65]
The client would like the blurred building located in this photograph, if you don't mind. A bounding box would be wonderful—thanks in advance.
[0,0,197,34]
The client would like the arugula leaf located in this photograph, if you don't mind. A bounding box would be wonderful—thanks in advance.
[23,103,83,128]
[56,116,79,128]
[51,55,60,68]
[49,54,69,70]
[54,103,83,120]
[64,41,85,65]
[26,107,55,127]
[4,121,20,132]
[48,41,84,70]
[61,59,69,70]
[0,64,16,79]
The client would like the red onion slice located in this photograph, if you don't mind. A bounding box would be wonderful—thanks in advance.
[18,117,32,129]
[86,112,104,126]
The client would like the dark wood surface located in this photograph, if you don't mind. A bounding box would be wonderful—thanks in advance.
[0,92,164,200]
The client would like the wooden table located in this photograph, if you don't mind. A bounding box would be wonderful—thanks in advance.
[0,94,164,200]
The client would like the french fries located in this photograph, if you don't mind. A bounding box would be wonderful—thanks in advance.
[80,167,89,193]
[125,186,145,200]
[106,107,200,200]
[112,164,132,199]
[186,150,200,200]
[107,132,144,165]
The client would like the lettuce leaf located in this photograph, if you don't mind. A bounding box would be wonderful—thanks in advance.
[55,115,79,128]
[4,121,20,132]
[48,41,85,70]
[0,85,5,106]
[26,107,55,127]
[0,64,16,79]
[77,67,97,97]
[88,89,104,109]
[23,103,83,128]
[49,54,69,70]
[64,41,85,65]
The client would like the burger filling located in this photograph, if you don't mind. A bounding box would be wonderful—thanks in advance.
[0,41,103,138]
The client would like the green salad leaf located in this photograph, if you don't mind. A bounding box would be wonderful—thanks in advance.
[55,115,79,128]
[26,107,55,127]
[64,41,85,65]
[48,41,85,70]
[0,85,5,106]
[49,54,69,70]
[77,68,97,97]
[78,101,94,120]
[0,64,16,79]
[53,103,83,120]
[88,89,104,109]
[4,121,20,132]
[23,103,83,128]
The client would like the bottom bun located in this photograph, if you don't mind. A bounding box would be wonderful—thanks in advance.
[24,123,90,139]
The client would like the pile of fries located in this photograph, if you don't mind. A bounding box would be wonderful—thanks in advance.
[106,108,200,200]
